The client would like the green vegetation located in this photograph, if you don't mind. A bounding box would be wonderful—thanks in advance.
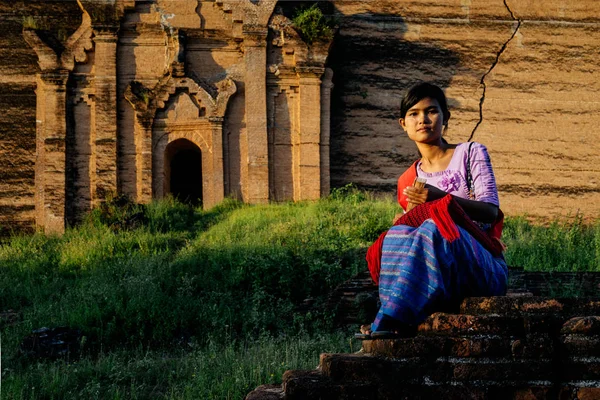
[292,4,336,44]
[503,215,600,272]
[1,190,599,398]
[130,81,152,106]
[3,334,351,399]
[21,16,40,30]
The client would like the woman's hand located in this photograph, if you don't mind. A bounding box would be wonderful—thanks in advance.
[403,186,428,206]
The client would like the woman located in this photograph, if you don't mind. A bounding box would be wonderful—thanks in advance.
[363,82,508,336]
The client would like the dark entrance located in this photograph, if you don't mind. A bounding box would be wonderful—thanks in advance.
[166,139,203,206]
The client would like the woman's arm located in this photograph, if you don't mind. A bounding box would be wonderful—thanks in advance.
[400,142,501,223]
[402,185,499,223]
[452,196,498,222]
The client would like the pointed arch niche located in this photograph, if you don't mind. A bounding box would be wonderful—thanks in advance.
[152,78,235,209]
[165,138,203,205]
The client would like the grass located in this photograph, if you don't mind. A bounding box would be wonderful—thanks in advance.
[3,333,352,400]
[1,190,599,398]
[503,214,600,272]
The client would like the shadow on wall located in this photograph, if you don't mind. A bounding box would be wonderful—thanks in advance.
[326,12,464,194]
[0,0,82,232]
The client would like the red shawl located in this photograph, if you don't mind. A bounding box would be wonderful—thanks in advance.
[366,194,505,285]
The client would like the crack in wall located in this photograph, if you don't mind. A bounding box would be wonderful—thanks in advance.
[468,0,521,142]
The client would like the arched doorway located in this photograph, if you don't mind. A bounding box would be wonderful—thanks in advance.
[165,139,203,206]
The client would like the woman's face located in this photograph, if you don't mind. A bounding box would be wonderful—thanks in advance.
[399,97,445,144]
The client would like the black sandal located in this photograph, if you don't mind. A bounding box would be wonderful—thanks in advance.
[354,332,371,340]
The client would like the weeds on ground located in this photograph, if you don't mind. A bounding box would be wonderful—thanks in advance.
[503,214,600,272]
[2,332,353,400]
[1,192,599,398]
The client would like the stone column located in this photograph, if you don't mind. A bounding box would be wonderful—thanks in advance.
[295,66,324,201]
[242,27,269,204]
[37,70,70,234]
[92,27,119,202]
[320,68,334,197]
[208,117,225,208]
[137,123,153,204]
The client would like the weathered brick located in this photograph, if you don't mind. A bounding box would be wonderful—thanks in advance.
[460,296,518,315]
[363,335,534,359]
[492,386,557,400]
[282,370,339,400]
[244,384,283,400]
[560,359,600,381]
[576,387,600,400]
[362,336,449,358]
[524,315,564,335]
[433,358,554,382]
[460,297,566,316]
[418,313,524,336]
[320,353,427,383]
[377,383,488,400]
[461,297,600,318]
[562,317,600,335]
[561,335,600,356]
[507,335,554,359]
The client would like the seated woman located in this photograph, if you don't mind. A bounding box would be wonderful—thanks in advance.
[363,82,508,336]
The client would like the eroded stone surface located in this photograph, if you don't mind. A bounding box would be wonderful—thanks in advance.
[3,1,600,231]
[244,384,283,400]
[2,0,333,232]
[417,312,524,336]
[562,316,600,335]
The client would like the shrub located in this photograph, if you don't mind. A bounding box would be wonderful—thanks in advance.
[292,4,335,44]
[87,194,147,232]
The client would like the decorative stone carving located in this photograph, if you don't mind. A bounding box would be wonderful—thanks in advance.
[23,3,94,233]
[125,74,236,206]
[20,0,333,232]
[266,11,335,201]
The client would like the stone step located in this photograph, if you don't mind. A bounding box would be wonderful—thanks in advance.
[362,334,554,359]
[376,384,559,400]
[281,370,376,400]
[460,296,600,316]
[562,334,600,356]
[244,384,283,400]
[377,383,600,400]
[417,312,525,336]
[319,353,555,384]
[278,362,600,400]
[416,312,573,336]
[560,357,600,381]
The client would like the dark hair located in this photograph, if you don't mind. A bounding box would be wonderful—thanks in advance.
[400,82,451,125]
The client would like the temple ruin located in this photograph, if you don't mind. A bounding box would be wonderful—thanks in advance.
[2,0,600,234]
[19,0,334,233]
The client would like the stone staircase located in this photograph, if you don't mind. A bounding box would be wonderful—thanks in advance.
[246,294,600,399]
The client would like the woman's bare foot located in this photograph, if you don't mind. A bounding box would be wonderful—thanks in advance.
[360,324,372,335]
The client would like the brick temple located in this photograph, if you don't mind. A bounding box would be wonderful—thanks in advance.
[2,0,600,232]
[21,0,334,233]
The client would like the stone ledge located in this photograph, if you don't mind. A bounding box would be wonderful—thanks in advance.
[562,335,600,356]
[320,353,556,384]
[245,384,283,400]
[461,296,600,316]
[417,312,524,336]
[363,334,554,359]
[281,369,376,400]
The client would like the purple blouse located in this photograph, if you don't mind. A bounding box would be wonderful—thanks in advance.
[416,142,500,207]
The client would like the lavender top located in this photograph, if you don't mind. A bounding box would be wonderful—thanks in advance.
[416,142,500,207]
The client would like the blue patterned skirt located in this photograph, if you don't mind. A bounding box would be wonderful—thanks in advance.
[372,219,508,331]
